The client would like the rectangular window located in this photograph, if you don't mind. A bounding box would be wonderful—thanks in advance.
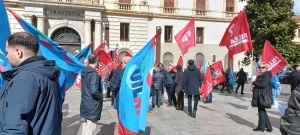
[298,29,300,38]
[164,0,174,7]
[120,23,129,41]
[196,0,205,10]
[196,27,204,43]
[226,0,234,12]
[164,26,173,42]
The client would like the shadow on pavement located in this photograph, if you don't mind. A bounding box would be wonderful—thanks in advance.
[61,114,82,135]
[62,103,69,117]
[140,126,152,135]
[267,110,281,117]
[227,103,248,110]
[269,116,280,129]
[225,113,256,129]
[96,122,116,135]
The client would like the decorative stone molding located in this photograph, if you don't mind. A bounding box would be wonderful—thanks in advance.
[83,18,93,22]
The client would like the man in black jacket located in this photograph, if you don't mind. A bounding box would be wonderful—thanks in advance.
[235,68,247,94]
[0,32,62,135]
[182,60,202,118]
[80,54,103,135]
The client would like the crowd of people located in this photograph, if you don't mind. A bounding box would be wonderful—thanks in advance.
[0,32,300,135]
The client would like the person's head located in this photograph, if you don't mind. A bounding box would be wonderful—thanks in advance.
[240,68,244,72]
[176,65,183,72]
[121,56,131,68]
[6,32,39,67]
[296,66,300,72]
[167,66,173,72]
[188,59,194,65]
[158,63,164,70]
[258,62,268,73]
[88,54,99,69]
[154,67,160,72]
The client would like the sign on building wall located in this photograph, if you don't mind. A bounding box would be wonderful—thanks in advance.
[46,9,84,20]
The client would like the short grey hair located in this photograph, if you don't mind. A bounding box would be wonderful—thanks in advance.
[296,66,300,71]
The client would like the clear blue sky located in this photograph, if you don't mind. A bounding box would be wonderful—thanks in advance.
[293,0,300,14]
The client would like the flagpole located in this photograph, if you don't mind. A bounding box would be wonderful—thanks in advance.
[288,64,294,71]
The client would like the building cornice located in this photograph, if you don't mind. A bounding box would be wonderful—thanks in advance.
[103,9,233,22]
[4,1,24,8]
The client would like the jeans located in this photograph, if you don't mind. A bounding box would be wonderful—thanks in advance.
[272,88,280,105]
[152,89,162,106]
[206,93,212,101]
[187,95,199,113]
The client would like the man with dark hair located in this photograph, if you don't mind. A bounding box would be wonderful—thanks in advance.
[182,59,202,118]
[80,54,103,135]
[157,63,167,105]
[0,32,62,134]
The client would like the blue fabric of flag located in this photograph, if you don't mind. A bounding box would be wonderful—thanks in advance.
[7,8,84,73]
[63,44,91,91]
[256,57,261,72]
[202,59,206,74]
[119,38,155,133]
[228,68,237,87]
[0,1,12,71]
[59,69,66,99]
[277,101,288,116]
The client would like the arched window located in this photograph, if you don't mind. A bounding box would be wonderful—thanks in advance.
[163,52,174,68]
[195,53,205,68]
[50,27,81,53]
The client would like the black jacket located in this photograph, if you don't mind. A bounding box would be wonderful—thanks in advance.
[236,70,247,84]
[0,56,62,135]
[290,70,300,92]
[251,71,272,108]
[80,66,103,122]
[182,65,202,95]
[174,66,184,93]
[280,89,300,135]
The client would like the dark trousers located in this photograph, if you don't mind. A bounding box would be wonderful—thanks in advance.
[206,93,212,101]
[177,91,184,109]
[236,83,245,93]
[166,86,177,106]
[221,82,232,92]
[187,95,199,113]
[106,89,111,97]
[111,92,115,106]
[258,108,272,130]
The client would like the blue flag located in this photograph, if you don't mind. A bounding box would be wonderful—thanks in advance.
[64,43,91,91]
[7,8,84,73]
[228,68,237,87]
[202,59,207,74]
[256,57,261,72]
[118,33,160,133]
[0,1,12,71]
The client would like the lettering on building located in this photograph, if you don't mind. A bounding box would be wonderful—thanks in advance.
[46,10,81,17]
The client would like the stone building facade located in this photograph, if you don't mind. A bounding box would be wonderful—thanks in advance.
[5,0,298,73]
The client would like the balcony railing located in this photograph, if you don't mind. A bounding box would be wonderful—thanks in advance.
[163,7,175,14]
[117,3,132,11]
[50,0,99,4]
[195,10,207,16]
[225,12,237,17]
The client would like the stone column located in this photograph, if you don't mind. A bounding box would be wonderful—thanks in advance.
[84,18,92,46]
[36,15,45,33]
[94,19,102,48]
[23,14,33,24]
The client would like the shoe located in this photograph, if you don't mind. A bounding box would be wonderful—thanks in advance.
[221,91,224,93]
[266,129,272,132]
[204,101,212,103]
[166,104,173,107]
[241,93,245,95]
[157,106,160,108]
[192,110,196,118]
[188,112,192,117]
[147,112,154,116]
[160,102,163,105]
[152,105,155,108]
[253,128,264,132]
[176,107,182,110]
[235,91,237,93]
[228,92,232,93]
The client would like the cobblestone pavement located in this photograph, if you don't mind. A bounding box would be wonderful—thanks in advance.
[62,84,291,135]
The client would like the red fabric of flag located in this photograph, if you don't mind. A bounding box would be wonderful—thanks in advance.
[211,60,226,86]
[177,56,183,66]
[174,18,196,55]
[200,66,213,99]
[260,40,288,76]
[219,10,253,58]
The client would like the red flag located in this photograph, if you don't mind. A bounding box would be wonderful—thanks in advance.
[73,47,79,55]
[94,50,116,77]
[164,59,177,73]
[177,56,183,66]
[174,18,196,55]
[198,60,203,71]
[211,61,226,86]
[200,67,213,99]
[219,10,253,58]
[154,60,157,67]
[260,40,288,76]
[125,52,132,57]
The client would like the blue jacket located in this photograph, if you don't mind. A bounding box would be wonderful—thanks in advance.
[152,71,165,90]
[271,74,280,89]
[80,66,103,122]
[110,68,125,109]
[0,56,62,135]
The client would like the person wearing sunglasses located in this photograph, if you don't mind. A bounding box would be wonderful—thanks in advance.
[251,62,273,132]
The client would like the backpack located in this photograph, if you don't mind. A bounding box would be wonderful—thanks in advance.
[165,73,174,86]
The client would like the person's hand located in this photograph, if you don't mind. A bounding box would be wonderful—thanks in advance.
[250,87,254,91]
[154,84,156,86]
[182,89,185,92]
[276,82,280,84]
